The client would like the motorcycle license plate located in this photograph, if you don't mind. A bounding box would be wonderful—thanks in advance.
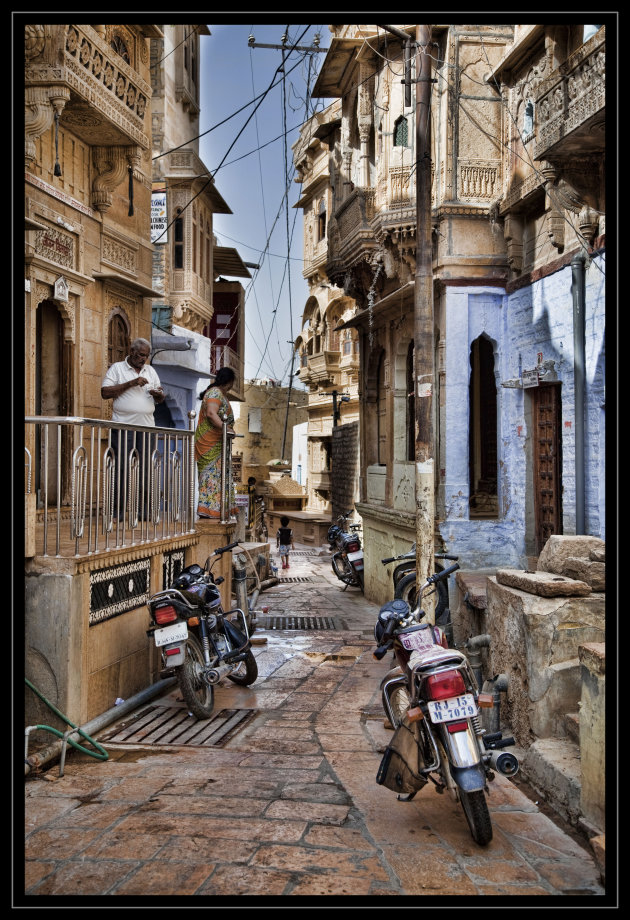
[154,621,188,647]
[347,550,363,562]
[427,693,477,723]
[401,629,435,653]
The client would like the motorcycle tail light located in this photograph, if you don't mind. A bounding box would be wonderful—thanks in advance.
[347,541,360,553]
[154,605,178,626]
[446,721,468,733]
[425,668,466,700]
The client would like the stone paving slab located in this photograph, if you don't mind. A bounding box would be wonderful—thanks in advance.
[21,544,611,904]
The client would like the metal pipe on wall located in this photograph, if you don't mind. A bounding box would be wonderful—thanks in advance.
[571,252,586,534]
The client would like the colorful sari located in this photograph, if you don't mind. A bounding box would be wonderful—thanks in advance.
[194,387,236,519]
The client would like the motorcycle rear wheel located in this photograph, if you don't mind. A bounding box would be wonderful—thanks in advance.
[178,633,215,719]
[386,684,411,727]
[459,788,493,846]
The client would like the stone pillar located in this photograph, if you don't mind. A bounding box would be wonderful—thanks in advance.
[578,642,605,833]
[191,519,237,610]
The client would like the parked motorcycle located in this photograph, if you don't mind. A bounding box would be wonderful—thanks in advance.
[327,510,364,591]
[146,540,258,720]
[373,563,518,846]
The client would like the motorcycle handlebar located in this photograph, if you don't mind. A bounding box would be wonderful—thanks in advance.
[214,541,240,555]
[373,614,399,660]
[426,562,460,585]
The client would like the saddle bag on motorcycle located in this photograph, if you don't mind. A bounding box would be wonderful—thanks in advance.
[376,714,428,795]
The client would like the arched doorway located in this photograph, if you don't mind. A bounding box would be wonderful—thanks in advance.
[35,300,73,505]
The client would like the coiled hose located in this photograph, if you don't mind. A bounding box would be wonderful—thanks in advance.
[25,677,108,764]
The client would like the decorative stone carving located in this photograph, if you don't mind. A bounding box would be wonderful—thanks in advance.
[92,144,141,213]
[25,84,70,169]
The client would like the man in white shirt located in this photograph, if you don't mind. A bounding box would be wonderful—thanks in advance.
[101,338,165,521]
[101,338,164,425]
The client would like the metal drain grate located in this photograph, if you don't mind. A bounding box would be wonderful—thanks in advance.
[99,706,257,747]
[258,615,339,630]
[278,575,319,583]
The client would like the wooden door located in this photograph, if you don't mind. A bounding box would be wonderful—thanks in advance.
[532,383,562,554]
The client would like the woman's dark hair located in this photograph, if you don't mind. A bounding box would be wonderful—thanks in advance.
[198,367,235,399]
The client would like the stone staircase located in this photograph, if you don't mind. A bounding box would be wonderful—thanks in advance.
[454,537,606,883]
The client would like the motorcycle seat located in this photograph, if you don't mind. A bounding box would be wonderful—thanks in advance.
[410,646,466,670]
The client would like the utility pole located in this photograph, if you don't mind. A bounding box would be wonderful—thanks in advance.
[379,24,435,618]
[414,24,435,619]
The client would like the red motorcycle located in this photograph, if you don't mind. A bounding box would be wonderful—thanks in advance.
[327,510,364,591]
[374,563,518,846]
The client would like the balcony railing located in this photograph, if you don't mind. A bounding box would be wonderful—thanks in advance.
[25,417,197,558]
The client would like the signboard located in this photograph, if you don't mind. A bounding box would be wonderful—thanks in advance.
[521,368,540,388]
[151,191,167,243]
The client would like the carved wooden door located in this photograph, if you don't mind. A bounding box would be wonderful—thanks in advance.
[532,383,562,554]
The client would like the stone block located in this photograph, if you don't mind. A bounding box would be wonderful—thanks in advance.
[563,557,606,591]
[537,535,605,575]
[496,568,591,596]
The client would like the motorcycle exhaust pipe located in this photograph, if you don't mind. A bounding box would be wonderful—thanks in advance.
[205,662,236,684]
[488,750,519,776]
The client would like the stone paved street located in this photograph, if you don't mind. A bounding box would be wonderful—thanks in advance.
[22,545,608,903]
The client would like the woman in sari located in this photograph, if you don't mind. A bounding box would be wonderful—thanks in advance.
[195,367,237,519]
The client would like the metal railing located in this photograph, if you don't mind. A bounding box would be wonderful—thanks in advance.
[25,416,197,558]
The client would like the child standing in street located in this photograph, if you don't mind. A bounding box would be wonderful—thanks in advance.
[276,516,295,569]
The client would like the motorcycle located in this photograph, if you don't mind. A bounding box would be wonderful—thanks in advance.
[327,510,364,591]
[373,563,519,846]
[146,540,258,720]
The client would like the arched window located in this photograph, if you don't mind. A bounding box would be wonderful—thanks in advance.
[406,341,415,461]
[393,116,408,147]
[377,352,387,464]
[110,35,130,64]
[318,198,326,242]
[108,313,129,367]
[469,335,498,518]
[523,100,534,137]
[173,209,184,270]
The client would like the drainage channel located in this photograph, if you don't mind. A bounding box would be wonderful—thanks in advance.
[98,705,257,747]
[257,615,340,630]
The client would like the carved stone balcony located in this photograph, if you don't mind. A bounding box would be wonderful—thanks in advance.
[328,188,377,279]
[25,24,152,152]
[307,351,340,387]
[534,28,605,162]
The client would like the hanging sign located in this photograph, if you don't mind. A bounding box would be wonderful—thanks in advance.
[151,191,167,243]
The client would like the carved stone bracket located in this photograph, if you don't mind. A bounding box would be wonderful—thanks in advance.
[92,144,142,213]
[25,84,70,169]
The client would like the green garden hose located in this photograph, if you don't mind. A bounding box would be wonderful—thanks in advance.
[25,677,108,762]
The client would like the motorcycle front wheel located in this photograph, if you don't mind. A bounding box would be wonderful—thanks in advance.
[394,572,418,609]
[227,649,258,686]
[178,632,215,719]
[459,788,493,846]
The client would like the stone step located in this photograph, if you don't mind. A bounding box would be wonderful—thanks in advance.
[521,736,581,827]
[565,711,580,744]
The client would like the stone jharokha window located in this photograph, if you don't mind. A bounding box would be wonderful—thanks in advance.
[469,335,498,518]
[523,100,534,139]
[393,115,409,147]
[108,313,129,367]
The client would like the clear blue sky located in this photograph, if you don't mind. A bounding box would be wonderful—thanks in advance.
[199,23,331,385]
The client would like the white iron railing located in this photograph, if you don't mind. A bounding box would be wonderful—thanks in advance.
[25,416,197,558]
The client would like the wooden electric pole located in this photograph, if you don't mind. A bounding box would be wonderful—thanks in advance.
[413,24,436,619]
[379,24,435,618]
